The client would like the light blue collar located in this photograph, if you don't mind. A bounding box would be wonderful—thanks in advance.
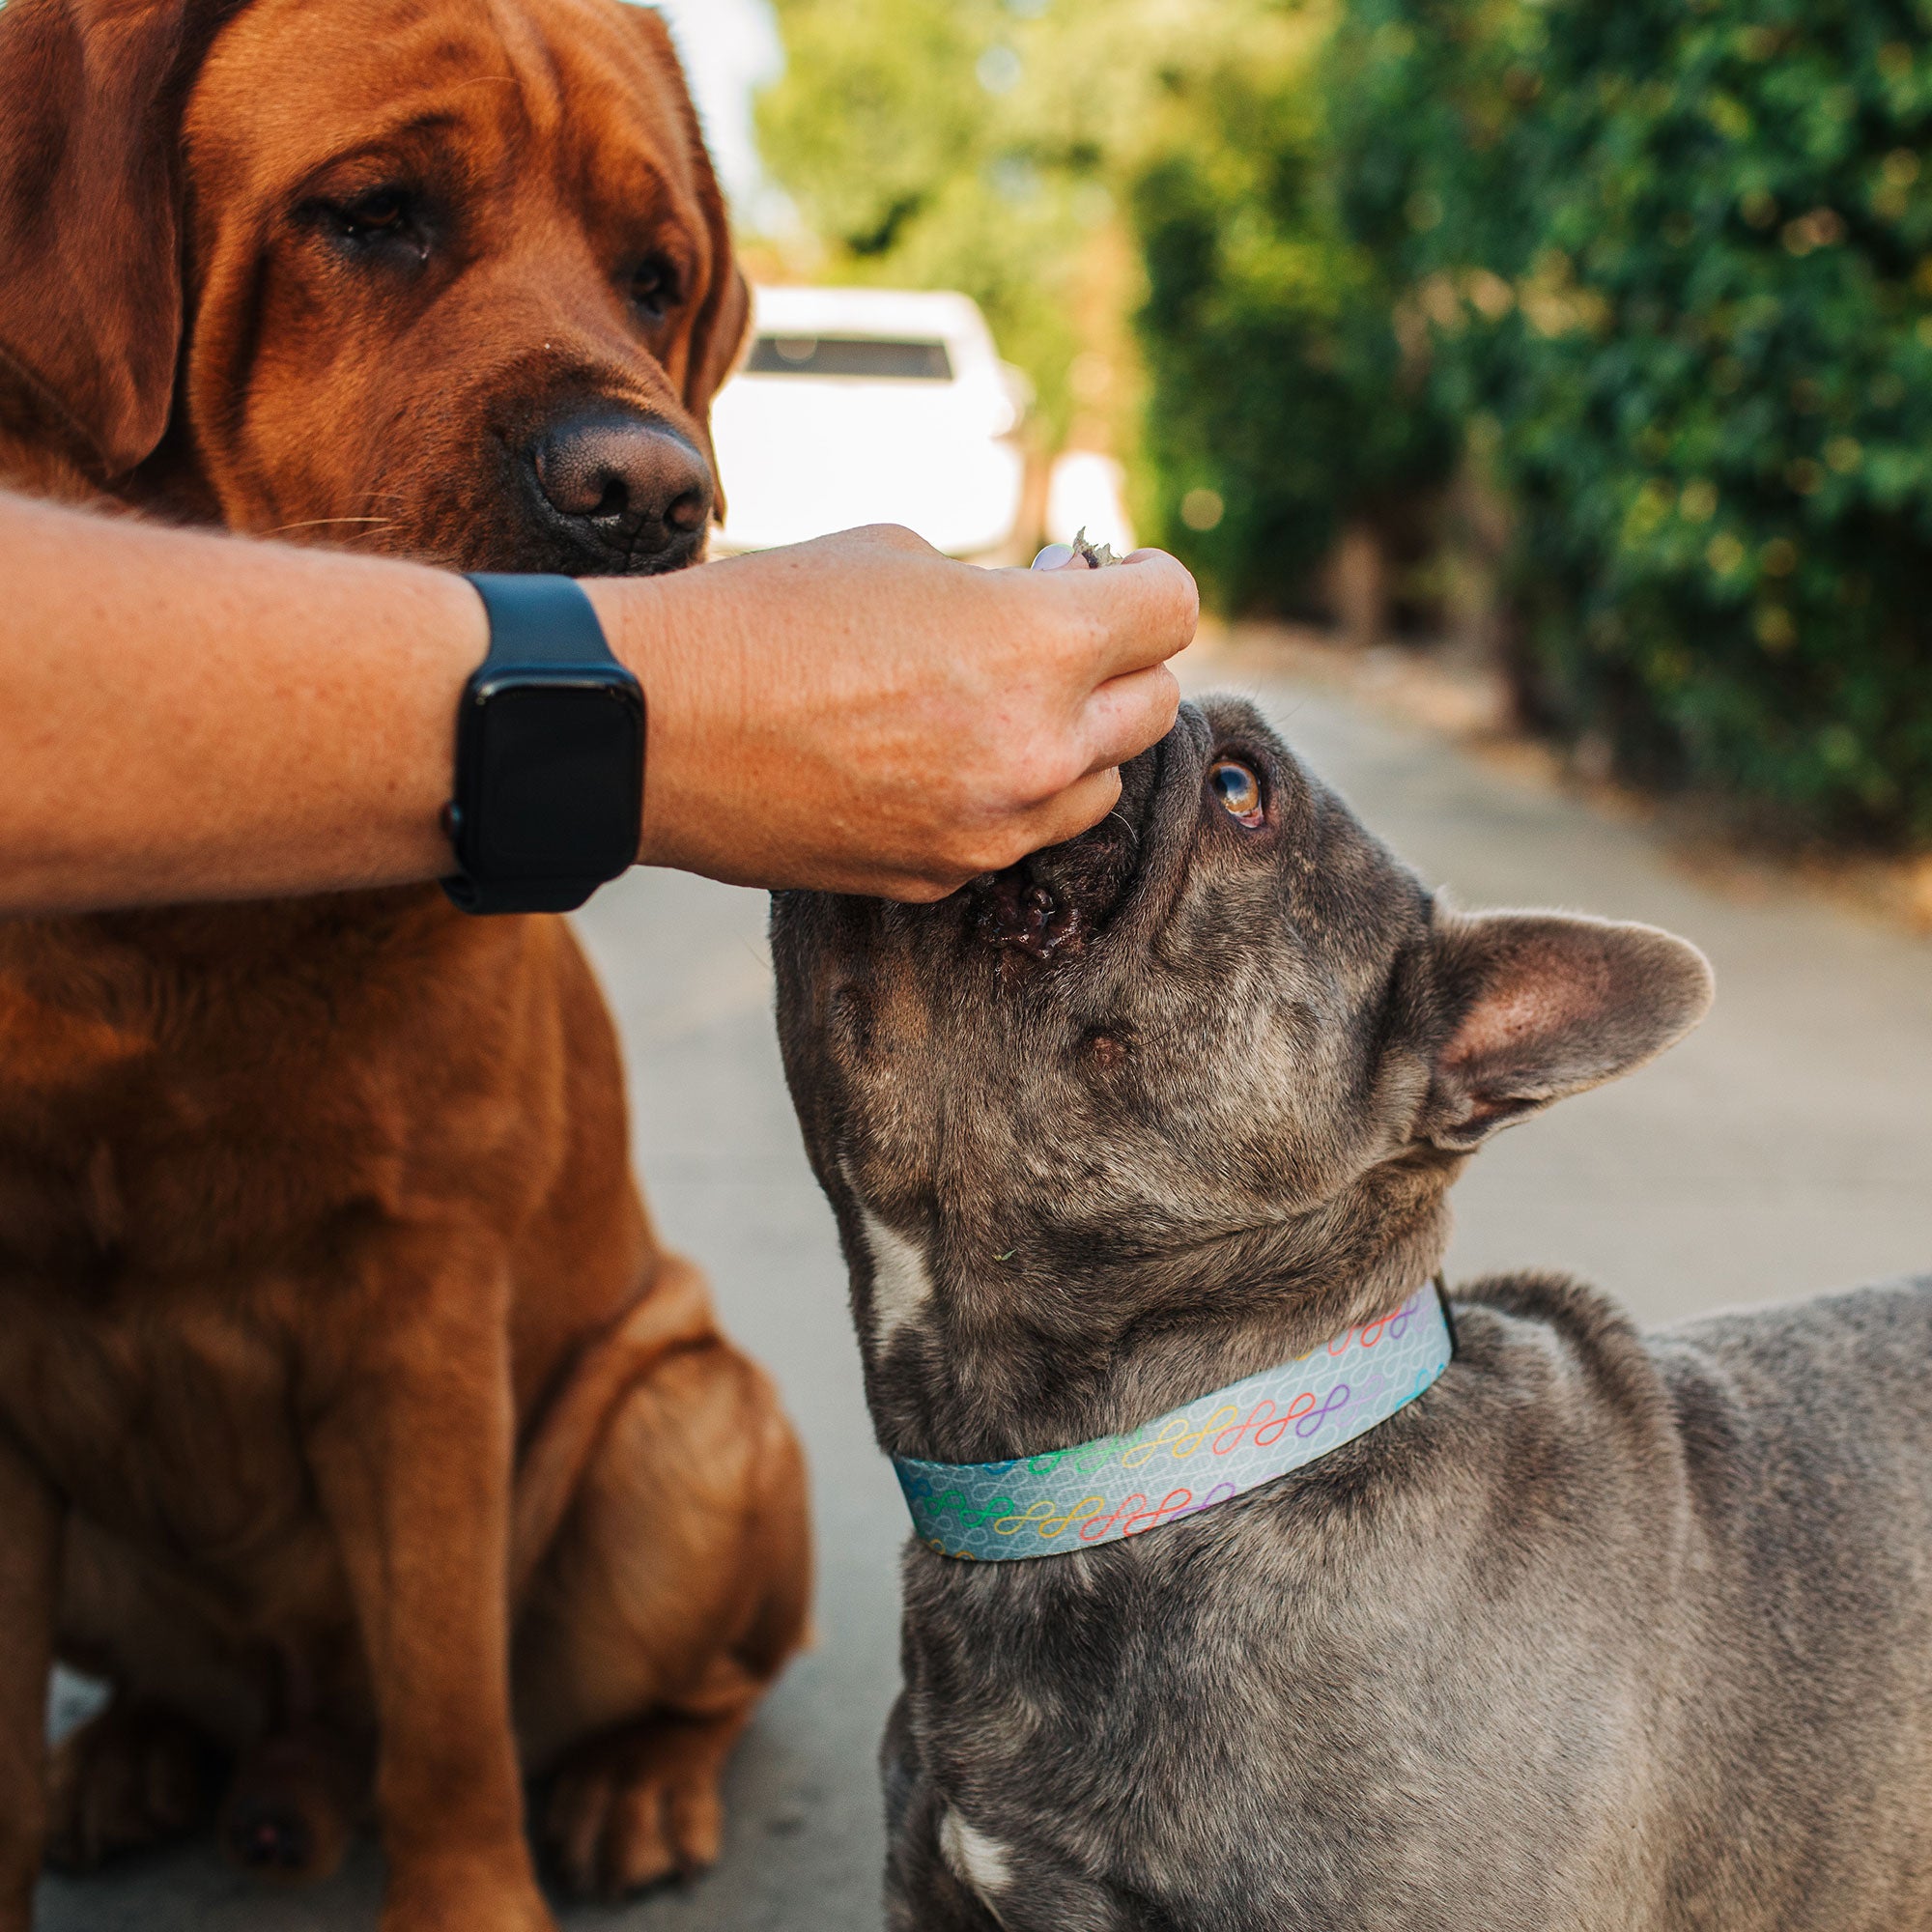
[894,1285,1453,1561]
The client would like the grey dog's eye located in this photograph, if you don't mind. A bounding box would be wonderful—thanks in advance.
[1208,758,1264,828]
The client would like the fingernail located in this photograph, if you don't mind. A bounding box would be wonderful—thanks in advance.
[1032,543,1076,571]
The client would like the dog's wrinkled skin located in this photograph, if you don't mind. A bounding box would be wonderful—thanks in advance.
[774,696,1932,1932]
[0,0,748,560]
[0,5,809,1930]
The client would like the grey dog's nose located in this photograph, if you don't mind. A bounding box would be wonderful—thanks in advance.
[529,411,711,564]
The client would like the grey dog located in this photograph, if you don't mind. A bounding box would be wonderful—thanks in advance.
[772,696,1932,1932]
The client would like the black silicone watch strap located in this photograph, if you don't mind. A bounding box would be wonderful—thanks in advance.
[440,574,644,916]
[463,571,614,668]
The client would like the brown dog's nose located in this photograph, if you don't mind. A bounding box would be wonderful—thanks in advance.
[528,411,712,568]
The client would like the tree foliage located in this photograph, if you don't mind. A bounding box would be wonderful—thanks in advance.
[757,0,1932,841]
[1331,0,1932,841]
[1127,12,1458,611]
[756,0,1154,440]
[758,0,1449,605]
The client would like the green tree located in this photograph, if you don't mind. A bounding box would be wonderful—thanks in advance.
[756,0,1146,440]
[1128,11,1458,611]
[1330,0,1932,841]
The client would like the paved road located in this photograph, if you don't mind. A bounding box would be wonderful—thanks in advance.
[40,639,1932,1930]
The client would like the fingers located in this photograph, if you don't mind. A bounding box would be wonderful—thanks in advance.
[1028,543,1187,770]
[862,763,1127,904]
[1093,550,1200,674]
[1040,547,1199,678]
[1075,661,1181,777]
[627,521,1194,904]
[1004,765,1126,856]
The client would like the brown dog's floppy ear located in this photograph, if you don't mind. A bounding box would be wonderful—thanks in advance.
[688,257,751,421]
[1417,911,1715,1152]
[0,0,242,479]
[685,252,748,526]
[672,101,751,425]
[673,99,749,526]
[617,2,751,518]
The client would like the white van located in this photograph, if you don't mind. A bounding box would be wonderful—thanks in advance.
[709,286,1028,560]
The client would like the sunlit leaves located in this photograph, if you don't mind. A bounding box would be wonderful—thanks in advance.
[1329,0,1932,839]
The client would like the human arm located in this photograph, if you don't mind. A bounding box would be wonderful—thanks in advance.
[0,494,1194,915]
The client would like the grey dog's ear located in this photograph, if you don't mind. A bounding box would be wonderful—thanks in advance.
[0,0,245,479]
[1415,910,1714,1151]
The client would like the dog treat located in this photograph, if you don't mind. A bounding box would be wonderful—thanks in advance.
[1033,527,1123,571]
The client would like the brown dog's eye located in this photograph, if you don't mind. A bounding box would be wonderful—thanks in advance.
[339,190,408,237]
[307,185,430,264]
[629,254,681,322]
[1208,758,1264,828]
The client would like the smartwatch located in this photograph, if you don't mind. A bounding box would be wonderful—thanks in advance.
[440,573,645,915]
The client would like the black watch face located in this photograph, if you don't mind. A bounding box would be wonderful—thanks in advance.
[469,680,643,879]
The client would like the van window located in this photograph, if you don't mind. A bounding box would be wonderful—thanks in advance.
[745,336,954,381]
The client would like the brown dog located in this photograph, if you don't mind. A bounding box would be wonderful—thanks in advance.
[0,3,810,1929]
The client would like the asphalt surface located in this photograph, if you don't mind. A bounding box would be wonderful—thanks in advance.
[40,638,1932,1930]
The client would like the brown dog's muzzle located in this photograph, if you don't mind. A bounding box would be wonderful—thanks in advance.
[523,406,714,574]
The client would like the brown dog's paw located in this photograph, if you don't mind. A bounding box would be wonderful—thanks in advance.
[380,1866,557,1932]
[541,1715,739,1900]
[44,1700,223,1871]
[218,1728,360,1885]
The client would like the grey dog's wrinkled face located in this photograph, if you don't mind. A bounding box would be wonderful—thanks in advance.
[779,699,1437,1253]
[773,697,1712,1451]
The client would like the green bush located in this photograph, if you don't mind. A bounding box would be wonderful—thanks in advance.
[1129,29,1459,612]
[756,0,1932,839]
[1330,0,1932,843]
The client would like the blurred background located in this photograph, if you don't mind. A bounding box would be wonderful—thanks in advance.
[676,0,1932,876]
[41,3,1931,1928]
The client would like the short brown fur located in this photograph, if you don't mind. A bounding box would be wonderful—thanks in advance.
[0,5,809,1929]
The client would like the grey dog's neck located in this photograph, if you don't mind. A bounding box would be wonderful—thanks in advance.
[853,1187,1454,1468]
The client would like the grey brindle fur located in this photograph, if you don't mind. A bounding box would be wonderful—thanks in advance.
[772,696,1932,1932]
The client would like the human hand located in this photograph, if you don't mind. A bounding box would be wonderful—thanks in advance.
[584,525,1195,899]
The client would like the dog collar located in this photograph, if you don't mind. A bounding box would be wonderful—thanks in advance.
[894,1285,1452,1561]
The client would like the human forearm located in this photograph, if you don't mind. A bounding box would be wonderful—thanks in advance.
[0,491,481,913]
[0,496,1195,916]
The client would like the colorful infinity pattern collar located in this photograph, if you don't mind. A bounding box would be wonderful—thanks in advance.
[895,1286,1452,1561]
